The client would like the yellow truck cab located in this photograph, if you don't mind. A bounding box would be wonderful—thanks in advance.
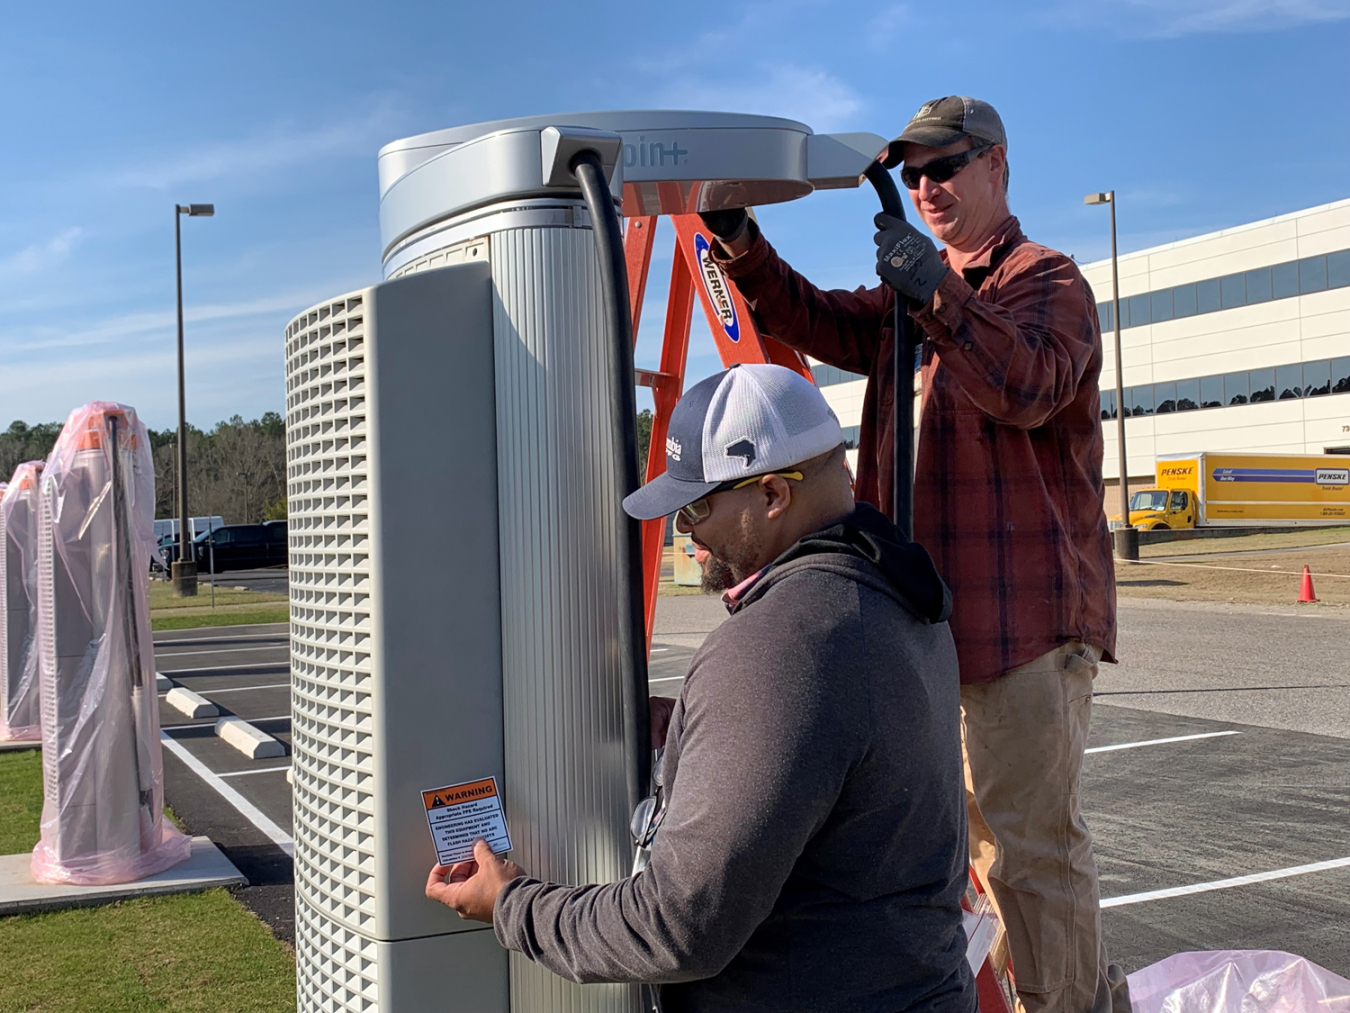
[1109,452,1350,530]
[1112,487,1197,530]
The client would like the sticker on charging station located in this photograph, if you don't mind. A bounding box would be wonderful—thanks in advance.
[421,777,512,866]
[694,232,741,343]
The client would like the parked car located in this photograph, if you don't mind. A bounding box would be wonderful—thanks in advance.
[192,522,288,573]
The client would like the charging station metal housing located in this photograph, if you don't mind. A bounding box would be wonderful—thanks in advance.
[287,111,886,1013]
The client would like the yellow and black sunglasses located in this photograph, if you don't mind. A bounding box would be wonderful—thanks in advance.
[677,470,804,526]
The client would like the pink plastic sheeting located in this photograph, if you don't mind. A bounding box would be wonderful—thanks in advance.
[1,465,44,742]
[31,403,190,885]
[1128,950,1350,1013]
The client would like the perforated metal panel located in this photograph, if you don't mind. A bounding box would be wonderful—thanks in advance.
[286,294,380,1003]
[296,892,379,1012]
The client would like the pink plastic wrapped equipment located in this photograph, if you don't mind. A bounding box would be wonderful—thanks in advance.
[31,402,190,884]
[1,464,44,742]
[1128,950,1350,1013]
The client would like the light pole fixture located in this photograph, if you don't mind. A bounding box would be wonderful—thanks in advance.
[1084,191,1138,561]
[172,202,214,596]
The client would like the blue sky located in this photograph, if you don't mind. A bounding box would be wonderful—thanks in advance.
[1,0,1346,430]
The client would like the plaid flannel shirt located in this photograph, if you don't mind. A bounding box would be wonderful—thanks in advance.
[716,215,1116,682]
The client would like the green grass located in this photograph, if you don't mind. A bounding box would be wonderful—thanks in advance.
[148,582,287,612]
[0,890,296,1012]
[0,749,44,854]
[152,605,290,631]
[0,726,296,1011]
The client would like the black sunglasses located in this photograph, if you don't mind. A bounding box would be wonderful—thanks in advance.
[899,144,992,190]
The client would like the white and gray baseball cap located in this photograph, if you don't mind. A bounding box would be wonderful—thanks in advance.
[622,363,844,521]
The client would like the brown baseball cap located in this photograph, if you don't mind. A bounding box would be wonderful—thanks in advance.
[881,96,1007,168]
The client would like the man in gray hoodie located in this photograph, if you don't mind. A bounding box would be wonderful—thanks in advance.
[426,364,975,1013]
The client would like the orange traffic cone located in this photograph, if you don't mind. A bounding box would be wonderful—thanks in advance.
[1298,565,1318,603]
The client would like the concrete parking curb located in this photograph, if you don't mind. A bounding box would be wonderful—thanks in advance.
[215,716,286,759]
[166,686,219,719]
[156,672,173,691]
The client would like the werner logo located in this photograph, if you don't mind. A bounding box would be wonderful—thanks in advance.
[1316,468,1349,486]
[622,135,689,169]
[694,233,740,343]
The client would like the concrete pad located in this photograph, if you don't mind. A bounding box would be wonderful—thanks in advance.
[215,716,286,759]
[156,672,173,691]
[0,739,40,752]
[166,686,219,719]
[0,836,247,915]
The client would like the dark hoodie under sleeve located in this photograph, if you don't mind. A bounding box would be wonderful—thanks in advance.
[493,574,869,984]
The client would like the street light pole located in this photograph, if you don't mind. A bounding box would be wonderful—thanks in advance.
[1085,190,1138,561]
[171,202,215,596]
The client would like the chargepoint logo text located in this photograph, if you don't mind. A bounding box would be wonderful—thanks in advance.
[694,233,740,343]
[623,135,689,169]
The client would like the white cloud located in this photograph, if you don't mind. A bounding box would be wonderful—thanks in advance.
[1050,0,1350,37]
[657,63,865,132]
[106,102,400,190]
[4,285,357,354]
[866,4,913,49]
[0,227,85,277]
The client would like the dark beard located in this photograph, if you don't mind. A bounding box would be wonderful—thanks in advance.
[700,554,738,593]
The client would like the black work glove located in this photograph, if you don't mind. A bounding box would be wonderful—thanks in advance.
[699,208,749,243]
[874,213,947,305]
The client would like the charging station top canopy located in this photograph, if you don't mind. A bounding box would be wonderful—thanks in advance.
[378,110,887,272]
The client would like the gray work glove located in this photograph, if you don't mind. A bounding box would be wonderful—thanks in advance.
[699,208,749,243]
[874,213,947,305]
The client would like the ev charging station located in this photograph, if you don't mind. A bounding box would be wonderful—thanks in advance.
[1,462,43,742]
[285,112,892,1013]
[32,403,189,884]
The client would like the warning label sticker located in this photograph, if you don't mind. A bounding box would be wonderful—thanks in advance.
[421,777,512,866]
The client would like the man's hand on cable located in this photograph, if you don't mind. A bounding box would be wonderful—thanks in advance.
[425,839,525,923]
[873,213,947,306]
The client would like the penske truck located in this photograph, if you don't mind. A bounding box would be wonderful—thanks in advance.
[1110,452,1350,530]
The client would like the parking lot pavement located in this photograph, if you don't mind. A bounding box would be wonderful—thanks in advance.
[155,598,1349,974]
[155,621,295,940]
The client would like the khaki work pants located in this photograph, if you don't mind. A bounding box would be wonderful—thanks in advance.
[961,642,1130,1013]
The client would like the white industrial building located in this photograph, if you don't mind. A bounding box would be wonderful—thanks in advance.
[812,197,1350,491]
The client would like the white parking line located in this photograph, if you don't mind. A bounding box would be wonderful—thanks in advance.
[154,645,288,659]
[1086,730,1240,754]
[217,765,292,778]
[1102,856,1350,908]
[649,675,685,684]
[190,683,290,695]
[157,661,289,675]
[159,732,294,856]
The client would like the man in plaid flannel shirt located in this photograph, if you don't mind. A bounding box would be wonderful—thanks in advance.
[700,96,1127,1013]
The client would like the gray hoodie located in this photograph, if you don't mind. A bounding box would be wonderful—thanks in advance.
[495,504,976,1013]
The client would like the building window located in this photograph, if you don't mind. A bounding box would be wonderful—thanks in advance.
[1245,267,1272,304]
[1200,375,1223,408]
[1151,289,1173,323]
[1299,255,1328,294]
[1172,283,1197,318]
[1100,387,1117,420]
[1329,250,1350,289]
[840,425,860,449]
[1276,363,1303,399]
[1224,372,1249,405]
[1333,357,1350,394]
[1272,261,1299,299]
[1249,367,1275,403]
[1154,380,1177,413]
[1129,385,1154,416]
[1176,378,1200,410]
[1093,247,1350,329]
[811,363,867,387]
[1303,360,1332,397]
[1127,293,1150,328]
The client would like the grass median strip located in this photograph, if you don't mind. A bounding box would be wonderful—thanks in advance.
[153,605,290,631]
[0,736,296,1010]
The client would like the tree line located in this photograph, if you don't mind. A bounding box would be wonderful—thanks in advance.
[0,414,288,525]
